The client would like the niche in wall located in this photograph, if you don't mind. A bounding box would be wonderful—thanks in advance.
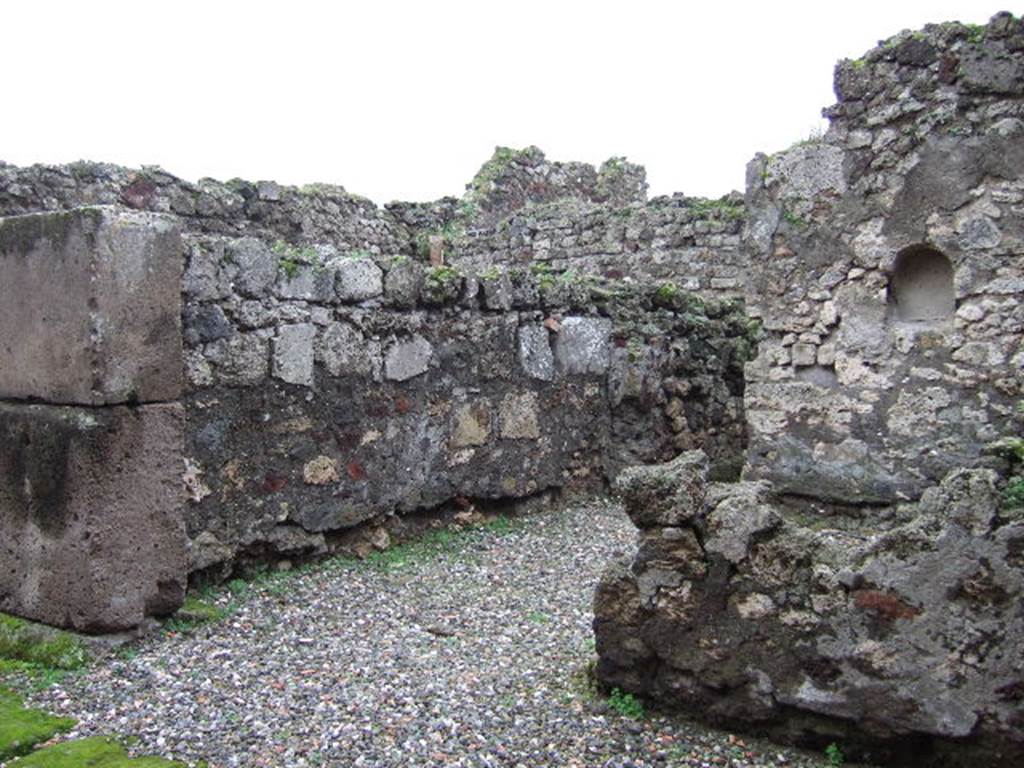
[887,245,955,322]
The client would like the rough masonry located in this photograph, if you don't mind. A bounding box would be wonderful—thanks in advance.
[594,12,1024,767]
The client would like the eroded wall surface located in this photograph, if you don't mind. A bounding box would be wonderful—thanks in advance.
[0,151,756,582]
[742,13,1024,502]
[0,208,186,632]
[594,12,1024,766]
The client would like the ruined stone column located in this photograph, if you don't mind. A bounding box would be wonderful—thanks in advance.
[0,207,186,633]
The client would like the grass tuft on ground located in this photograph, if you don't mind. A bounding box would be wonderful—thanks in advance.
[0,686,76,761]
[8,735,191,767]
[0,614,89,671]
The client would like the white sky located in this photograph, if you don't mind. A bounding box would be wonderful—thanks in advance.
[1,1,1008,204]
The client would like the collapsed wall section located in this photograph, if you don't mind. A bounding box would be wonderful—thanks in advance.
[0,208,187,632]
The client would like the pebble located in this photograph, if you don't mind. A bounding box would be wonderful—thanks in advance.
[29,501,841,768]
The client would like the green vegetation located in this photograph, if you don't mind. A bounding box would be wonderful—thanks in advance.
[425,265,461,285]
[992,411,1024,511]
[690,198,744,221]
[782,209,808,229]
[607,687,644,719]
[161,596,230,636]
[10,735,189,767]
[0,614,89,674]
[824,741,845,767]
[272,240,320,279]
[415,221,466,260]
[656,281,679,304]
[465,146,528,205]
[964,23,986,43]
[526,611,549,625]
[0,687,75,761]
[361,514,521,572]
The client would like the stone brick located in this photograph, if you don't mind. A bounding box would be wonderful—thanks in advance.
[499,392,540,439]
[0,402,186,632]
[334,257,384,303]
[451,401,491,448]
[384,336,432,381]
[273,323,316,387]
[553,317,612,375]
[518,325,555,381]
[0,207,182,405]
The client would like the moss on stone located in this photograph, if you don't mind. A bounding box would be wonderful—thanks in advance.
[0,686,75,761]
[10,735,189,767]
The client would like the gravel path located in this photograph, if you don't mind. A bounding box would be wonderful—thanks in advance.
[29,500,835,768]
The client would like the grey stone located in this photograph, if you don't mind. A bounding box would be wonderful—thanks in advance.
[227,237,277,297]
[518,325,555,381]
[183,303,233,345]
[383,258,423,308]
[480,271,513,311]
[275,265,335,302]
[553,317,612,375]
[334,257,384,303]
[208,332,268,386]
[384,336,432,381]
[0,207,183,405]
[613,451,709,529]
[316,322,380,378]
[273,323,316,387]
[0,402,186,632]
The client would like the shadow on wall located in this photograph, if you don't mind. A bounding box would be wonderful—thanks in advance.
[887,245,955,323]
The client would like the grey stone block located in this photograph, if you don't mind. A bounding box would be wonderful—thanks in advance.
[334,258,383,303]
[0,401,186,633]
[384,336,432,381]
[518,325,555,381]
[0,207,183,405]
[554,316,612,375]
[273,323,316,387]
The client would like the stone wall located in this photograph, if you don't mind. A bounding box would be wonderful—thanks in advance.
[593,12,1024,766]
[742,12,1024,503]
[0,146,758,585]
[178,232,752,576]
[596,454,1024,766]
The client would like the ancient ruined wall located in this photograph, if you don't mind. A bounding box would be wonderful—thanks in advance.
[593,12,1024,767]
[742,13,1024,503]
[178,231,752,576]
[0,148,757,581]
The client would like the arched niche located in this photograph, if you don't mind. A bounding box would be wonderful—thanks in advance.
[887,245,955,322]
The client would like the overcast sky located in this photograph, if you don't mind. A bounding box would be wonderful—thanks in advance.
[2,1,1005,204]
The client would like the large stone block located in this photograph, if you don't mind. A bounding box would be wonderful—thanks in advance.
[0,207,183,405]
[0,402,186,632]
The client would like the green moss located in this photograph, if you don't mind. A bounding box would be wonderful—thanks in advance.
[655,281,679,303]
[0,687,75,761]
[425,265,461,285]
[0,615,89,671]
[465,146,528,205]
[10,735,188,767]
[689,198,744,221]
[161,597,228,635]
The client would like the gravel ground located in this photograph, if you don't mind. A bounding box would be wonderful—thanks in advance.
[27,500,839,768]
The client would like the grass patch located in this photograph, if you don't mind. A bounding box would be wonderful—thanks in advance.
[0,686,75,761]
[9,735,189,767]
[162,597,231,635]
[0,614,89,672]
[607,687,645,719]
